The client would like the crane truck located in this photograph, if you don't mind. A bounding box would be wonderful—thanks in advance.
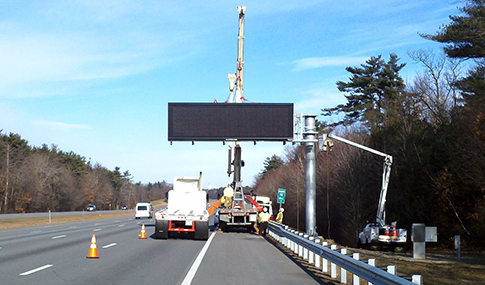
[154,172,210,240]
[215,6,263,233]
[217,144,260,232]
[325,134,407,251]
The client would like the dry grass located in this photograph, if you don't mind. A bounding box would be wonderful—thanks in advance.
[359,248,485,285]
[0,211,135,229]
[0,199,168,230]
[268,236,485,285]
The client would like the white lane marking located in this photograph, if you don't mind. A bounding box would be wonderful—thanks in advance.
[94,223,101,226]
[114,220,120,222]
[52,235,66,239]
[118,225,125,227]
[93,228,101,232]
[31,231,42,234]
[181,232,216,285]
[102,243,117,249]
[69,226,77,229]
[20,264,53,276]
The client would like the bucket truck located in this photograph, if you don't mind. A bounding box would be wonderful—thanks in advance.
[325,134,407,251]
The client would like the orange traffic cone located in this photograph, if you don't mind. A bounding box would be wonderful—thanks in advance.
[87,234,99,259]
[139,224,147,239]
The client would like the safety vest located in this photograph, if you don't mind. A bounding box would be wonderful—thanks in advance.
[223,186,234,198]
[276,212,283,223]
[259,212,271,222]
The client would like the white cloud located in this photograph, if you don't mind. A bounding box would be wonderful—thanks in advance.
[292,56,369,72]
[294,87,346,119]
[34,120,90,130]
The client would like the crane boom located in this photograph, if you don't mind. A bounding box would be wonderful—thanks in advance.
[231,6,246,103]
[328,134,392,228]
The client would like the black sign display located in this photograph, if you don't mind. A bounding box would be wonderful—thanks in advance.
[168,103,294,141]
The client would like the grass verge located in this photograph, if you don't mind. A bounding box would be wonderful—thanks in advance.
[0,200,168,230]
[0,211,135,229]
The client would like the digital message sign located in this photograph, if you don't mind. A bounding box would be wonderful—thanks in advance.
[168,103,294,141]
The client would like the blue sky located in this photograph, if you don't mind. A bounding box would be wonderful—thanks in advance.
[0,1,458,188]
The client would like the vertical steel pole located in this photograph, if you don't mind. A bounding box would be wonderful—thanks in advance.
[304,115,317,236]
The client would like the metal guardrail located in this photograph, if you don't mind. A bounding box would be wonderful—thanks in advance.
[267,221,422,285]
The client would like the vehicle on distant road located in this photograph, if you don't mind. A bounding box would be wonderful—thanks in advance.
[87,204,96,211]
[122,205,128,210]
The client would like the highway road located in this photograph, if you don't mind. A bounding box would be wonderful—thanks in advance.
[0,216,323,285]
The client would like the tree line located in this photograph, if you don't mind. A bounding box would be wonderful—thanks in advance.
[0,132,171,213]
[253,0,485,249]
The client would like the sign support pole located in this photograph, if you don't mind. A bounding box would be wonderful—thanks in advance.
[304,115,317,236]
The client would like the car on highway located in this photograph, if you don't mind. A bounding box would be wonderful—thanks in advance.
[135,202,152,219]
[122,205,128,210]
[87,204,96,211]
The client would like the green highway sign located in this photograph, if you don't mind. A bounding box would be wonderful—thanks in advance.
[277,188,286,204]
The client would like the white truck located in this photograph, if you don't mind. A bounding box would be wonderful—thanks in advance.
[154,173,210,240]
[325,134,407,251]
[254,195,273,216]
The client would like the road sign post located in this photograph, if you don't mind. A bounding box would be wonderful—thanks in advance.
[277,188,286,204]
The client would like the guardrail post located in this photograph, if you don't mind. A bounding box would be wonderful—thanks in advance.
[292,231,297,254]
[412,275,423,285]
[322,241,329,273]
[303,235,309,260]
[387,265,396,275]
[352,253,360,285]
[298,233,304,257]
[340,248,347,283]
[368,259,375,285]
[330,245,337,279]
[314,238,321,269]
[308,236,314,264]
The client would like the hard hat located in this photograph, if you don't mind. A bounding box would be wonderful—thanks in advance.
[279,208,284,212]
[263,207,267,212]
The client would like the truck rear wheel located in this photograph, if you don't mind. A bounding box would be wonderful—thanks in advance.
[394,245,407,252]
[195,221,209,240]
[155,220,169,239]
[219,221,227,233]
[369,243,381,251]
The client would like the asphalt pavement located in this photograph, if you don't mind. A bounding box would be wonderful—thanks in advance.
[0,216,322,284]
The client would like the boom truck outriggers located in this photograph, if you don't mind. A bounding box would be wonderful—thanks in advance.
[325,134,407,251]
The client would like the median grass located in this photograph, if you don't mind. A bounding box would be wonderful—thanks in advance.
[0,200,168,230]
[0,211,135,229]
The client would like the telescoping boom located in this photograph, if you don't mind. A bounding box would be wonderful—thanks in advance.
[326,134,407,251]
[328,134,392,227]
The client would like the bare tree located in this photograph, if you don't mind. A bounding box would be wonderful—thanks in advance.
[408,49,463,125]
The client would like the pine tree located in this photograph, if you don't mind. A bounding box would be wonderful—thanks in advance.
[322,54,406,131]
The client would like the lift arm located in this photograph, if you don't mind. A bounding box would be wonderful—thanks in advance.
[327,134,392,228]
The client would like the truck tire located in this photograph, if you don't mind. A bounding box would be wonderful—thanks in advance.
[155,220,169,239]
[369,243,381,251]
[219,221,228,233]
[195,221,209,240]
[394,245,407,252]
